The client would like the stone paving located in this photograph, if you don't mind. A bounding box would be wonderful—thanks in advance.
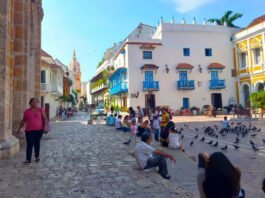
[0,112,194,198]
[1,112,265,198]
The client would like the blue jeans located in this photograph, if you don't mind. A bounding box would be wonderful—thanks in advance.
[122,127,130,132]
[144,154,168,176]
[153,129,160,141]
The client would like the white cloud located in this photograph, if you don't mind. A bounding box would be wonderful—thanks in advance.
[170,0,216,13]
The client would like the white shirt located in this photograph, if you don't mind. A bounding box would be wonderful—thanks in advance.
[152,118,160,129]
[134,141,155,169]
[138,108,144,118]
[115,118,122,129]
[168,133,180,149]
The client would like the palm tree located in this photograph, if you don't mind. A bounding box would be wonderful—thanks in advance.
[208,10,243,27]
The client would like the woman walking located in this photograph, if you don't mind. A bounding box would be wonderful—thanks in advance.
[17,98,48,164]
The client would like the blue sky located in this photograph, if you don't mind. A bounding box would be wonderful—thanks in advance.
[42,0,265,82]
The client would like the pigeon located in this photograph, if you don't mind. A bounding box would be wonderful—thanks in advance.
[194,134,198,139]
[213,141,218,147]
[233,145,239,149]
[207,140,213,145]
[221,145,228,151]
[252,145,259,152]
[216,135,219,139]
[256,128,261,132]
[251,134,257,137]
[123,139,131,145]
[200,137,205,141]
[195,128,199,131]
[234,138,240,144]
[190,141,194,146]
[250,140,255,146]
[263,139,265,144]
[181,135,184,139]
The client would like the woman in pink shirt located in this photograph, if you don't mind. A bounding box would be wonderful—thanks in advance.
[17,98,48,164]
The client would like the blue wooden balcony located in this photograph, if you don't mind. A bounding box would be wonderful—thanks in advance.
[209,80,226,89]
[143,81,159,91]
[109,82,128,95]
[177,80,195,90]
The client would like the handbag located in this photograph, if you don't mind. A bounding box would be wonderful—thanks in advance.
[40,108,50,134]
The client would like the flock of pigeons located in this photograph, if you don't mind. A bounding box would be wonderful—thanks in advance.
[178,123,265,152]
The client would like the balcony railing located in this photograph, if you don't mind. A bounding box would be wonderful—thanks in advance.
[177,80,195,90]
[91,84,107,94]
[41,83,50,92]
[143,81,159,91]
[209,80,226,89]
[109,82,128,95]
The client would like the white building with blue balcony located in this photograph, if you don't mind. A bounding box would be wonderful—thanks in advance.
[106,19,240,111]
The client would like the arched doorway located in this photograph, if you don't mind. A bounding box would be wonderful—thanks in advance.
[243,84,250,108]
[256,82,264,92]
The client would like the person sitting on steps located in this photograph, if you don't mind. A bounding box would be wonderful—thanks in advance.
[134,132,176,180]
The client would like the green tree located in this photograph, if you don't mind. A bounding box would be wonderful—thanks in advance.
[249,91,265,109]
[208,10,243,27]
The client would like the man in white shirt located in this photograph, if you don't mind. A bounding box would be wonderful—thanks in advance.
[115,115,122,130]
[137,106,144,124]
[134,132,176,180]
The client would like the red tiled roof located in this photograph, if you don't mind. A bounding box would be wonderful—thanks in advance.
[41,49,52,57]
[176,63,194,70]
[248,14,265,28]
[207,63,225,69]
[127,42,162,46]
[140,64,159,70]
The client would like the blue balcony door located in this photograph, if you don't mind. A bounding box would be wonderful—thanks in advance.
[179,71,188,81]
[211,71,219,80]
[145,71,154,82]
[183,98,189,109]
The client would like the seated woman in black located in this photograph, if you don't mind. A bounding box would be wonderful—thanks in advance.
[160,121,175,147]
[203,152,245,198]
[137,120,151,137]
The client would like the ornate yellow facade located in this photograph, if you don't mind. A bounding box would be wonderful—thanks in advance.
[233,15,265,107]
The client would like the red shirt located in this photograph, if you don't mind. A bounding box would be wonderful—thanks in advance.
[23,108,44,132]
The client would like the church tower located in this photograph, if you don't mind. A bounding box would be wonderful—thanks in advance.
[69,50,82,93]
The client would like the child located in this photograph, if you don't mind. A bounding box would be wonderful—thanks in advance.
[222,116,229,130]
[130,119,138,143]
[168,127,184,151]
[197,152,209,198]
[115,115,122,130]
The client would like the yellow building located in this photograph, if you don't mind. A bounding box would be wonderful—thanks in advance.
[233,15,265,107]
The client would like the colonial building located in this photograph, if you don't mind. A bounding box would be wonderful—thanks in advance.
[90,44,121,106]
[109,21,239,110]
[0,0,43,159]
[232,15,265,107]
[69,51,82,93]
[40,50,64,119]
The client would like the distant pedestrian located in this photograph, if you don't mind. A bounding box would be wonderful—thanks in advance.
[128,107,136,120]
[152,109,160,142]
[130,119,138,143]
[122,115,131,132]
[137,106,144,124]
[16,98,48,164]
[160,108,169,133]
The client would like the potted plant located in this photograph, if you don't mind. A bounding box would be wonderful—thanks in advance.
[190,106,198,115]
[250,91,265,118]
[180,107,192,116]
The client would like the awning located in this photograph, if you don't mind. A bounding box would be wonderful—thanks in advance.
[207,63,225,69]
[140,64,159,70]
[176,63,194,70]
